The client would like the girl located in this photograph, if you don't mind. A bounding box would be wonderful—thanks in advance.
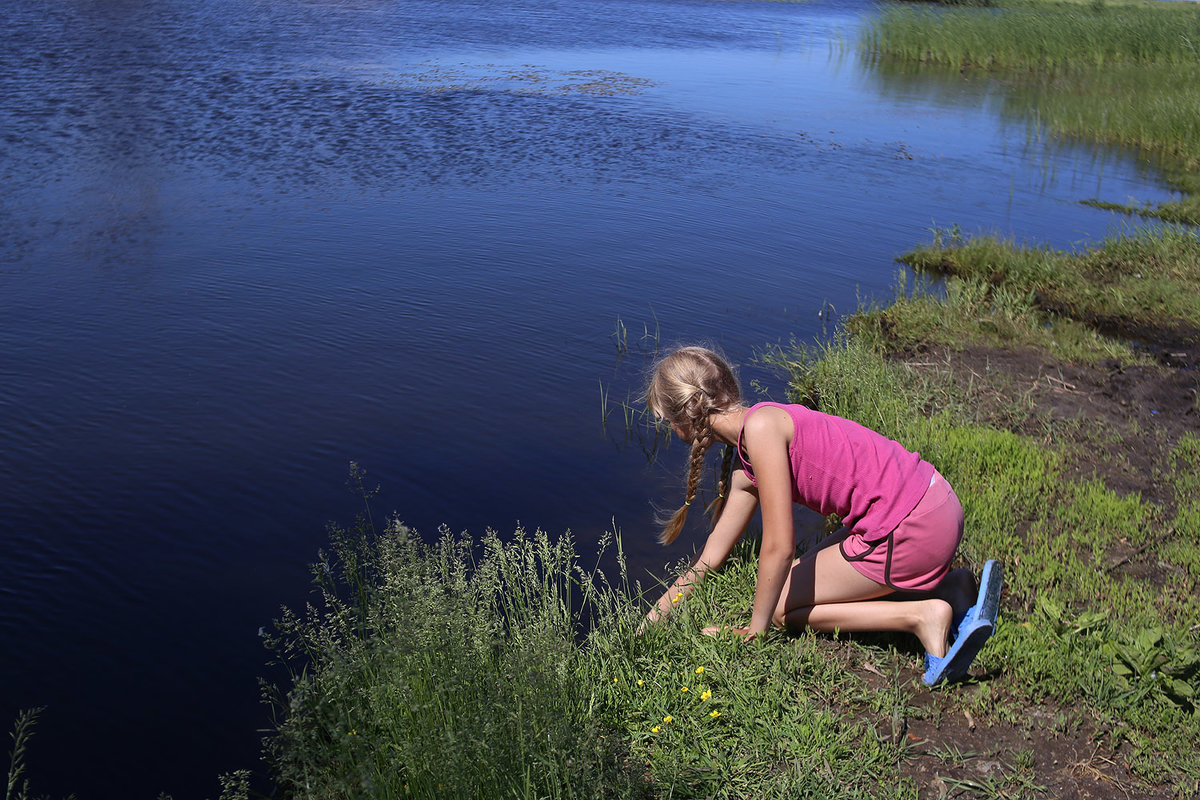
[641,346,1001,685]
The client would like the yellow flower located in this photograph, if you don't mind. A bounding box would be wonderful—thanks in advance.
[612,677,618,683]
[680,686,688,693]
[651,726,660,733]
[710,710,721,718]
[700,690,711,701]
[695,666,705,675]
[637,679,644,686]
[672,593,683,604]
[663,715,673,724]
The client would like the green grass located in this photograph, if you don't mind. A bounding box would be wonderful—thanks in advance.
[5,708,42,800]
[264,522,646,799]
[895,225,1200,340]
[263,516,929,799]
[863,3,1200,71]
[861,0,1200,223]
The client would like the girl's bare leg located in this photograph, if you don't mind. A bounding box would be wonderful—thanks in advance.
[773,545,955,657]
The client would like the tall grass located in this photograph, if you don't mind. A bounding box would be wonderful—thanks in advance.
[264,522,644,799]
[1007,64,1200,168]
[863,4,1200,71]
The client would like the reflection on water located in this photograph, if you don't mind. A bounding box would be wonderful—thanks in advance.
[0,0,1173,797]
[862,54,1173,209]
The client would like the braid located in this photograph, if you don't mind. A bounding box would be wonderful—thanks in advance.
[659,414,715,545]
[704,444,736,526]
[646,346,743,547]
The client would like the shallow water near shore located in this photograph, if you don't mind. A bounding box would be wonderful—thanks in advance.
[0,0,1174,796]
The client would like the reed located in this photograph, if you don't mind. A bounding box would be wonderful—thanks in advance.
[5,709,40,800]
[863,3,1200,72]
[862,1,1200,222]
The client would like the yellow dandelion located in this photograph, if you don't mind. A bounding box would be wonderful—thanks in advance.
[637,679,644,686]
[710,710,721,718]
[672,593,683,604]
[651,726,660,733]
[612,677,618,683]
[680,686,688,693]
[700,690,711,701]
[695,666,705,675]
[663,715,673,724]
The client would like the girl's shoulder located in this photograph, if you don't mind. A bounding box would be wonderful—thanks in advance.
[745,401,806,426]
[741,402,795,445]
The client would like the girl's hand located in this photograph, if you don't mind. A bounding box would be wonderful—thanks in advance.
[702,625,755,640]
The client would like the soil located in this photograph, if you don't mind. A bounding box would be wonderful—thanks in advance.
[853,329,1200,800]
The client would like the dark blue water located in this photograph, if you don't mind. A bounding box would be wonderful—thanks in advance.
[0,0,1172,797]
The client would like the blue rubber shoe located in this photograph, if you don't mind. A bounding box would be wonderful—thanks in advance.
[924,617,994,686]
[954,560,1003,643]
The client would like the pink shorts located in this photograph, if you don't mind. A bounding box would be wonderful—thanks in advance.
[839,471,964,592]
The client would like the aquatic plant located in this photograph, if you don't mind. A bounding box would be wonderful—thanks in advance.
[863,4,1200,72]
[861,1,1200,222]
[5,708,40,800]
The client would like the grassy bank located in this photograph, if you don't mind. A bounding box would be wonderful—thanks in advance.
[862,0,1200,224]
[261,229,1200,799]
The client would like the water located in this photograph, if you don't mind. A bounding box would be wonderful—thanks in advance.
[0,0,1172,796]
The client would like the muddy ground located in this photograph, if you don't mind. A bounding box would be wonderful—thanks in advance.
[853,330,1199,800]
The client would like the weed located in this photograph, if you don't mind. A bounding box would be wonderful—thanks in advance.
[5,708,42,800]
[264,521,646,799]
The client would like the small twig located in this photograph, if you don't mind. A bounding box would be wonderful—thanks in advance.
[1043,374,1078,392]
[1107,528,1174,572]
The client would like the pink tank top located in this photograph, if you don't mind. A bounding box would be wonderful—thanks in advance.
[737,402,935,542]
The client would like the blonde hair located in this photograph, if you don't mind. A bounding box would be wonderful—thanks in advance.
[645,346,742,545]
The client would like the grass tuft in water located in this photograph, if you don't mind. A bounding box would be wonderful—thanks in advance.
[861,0,1200,223]
[863,3,1200,72]
[5,709,44,800]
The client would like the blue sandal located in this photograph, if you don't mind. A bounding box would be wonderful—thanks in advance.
[955,560,1003,642]
[925,561,1004,686]
[924,617,993,685]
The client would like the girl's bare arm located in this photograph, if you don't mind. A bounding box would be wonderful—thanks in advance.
[740,408,796,636]
[641,470,759,629]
